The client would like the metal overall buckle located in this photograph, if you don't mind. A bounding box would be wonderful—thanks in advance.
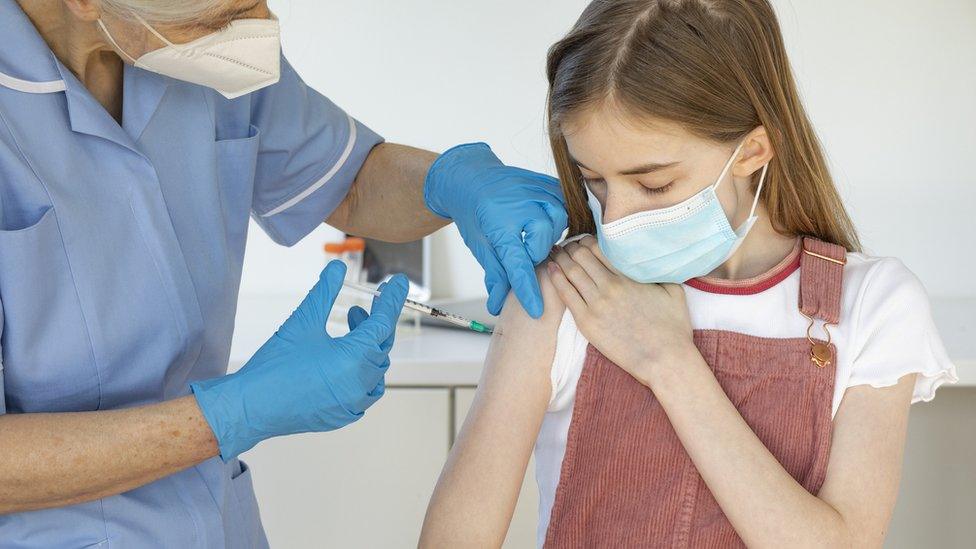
[799,247,847,369]
[801,312,834,369]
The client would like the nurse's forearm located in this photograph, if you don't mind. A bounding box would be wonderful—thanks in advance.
[328,143,449,242]
[0,396,218,514]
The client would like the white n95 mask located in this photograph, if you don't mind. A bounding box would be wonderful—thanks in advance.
[588,140,769,284]
[98,13,281,99]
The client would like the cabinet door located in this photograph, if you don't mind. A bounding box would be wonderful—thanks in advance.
[455,388,541,548]
[886,387,976,549]
[243,388,450,548]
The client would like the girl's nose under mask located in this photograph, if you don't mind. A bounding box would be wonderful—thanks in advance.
[587,141,769,284]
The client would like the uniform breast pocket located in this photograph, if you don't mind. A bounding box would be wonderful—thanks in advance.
[0,207,100,413]
[216,124,260,258]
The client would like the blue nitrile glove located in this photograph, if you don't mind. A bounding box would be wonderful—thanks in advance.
[425,143,568,319]
[191,261,409,461]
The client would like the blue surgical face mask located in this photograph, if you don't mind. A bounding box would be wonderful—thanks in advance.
[588,141,769,284]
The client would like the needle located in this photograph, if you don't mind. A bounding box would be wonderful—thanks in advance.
[342,281,494,335]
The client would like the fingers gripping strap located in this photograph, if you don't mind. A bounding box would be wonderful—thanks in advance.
[799,237,847,325]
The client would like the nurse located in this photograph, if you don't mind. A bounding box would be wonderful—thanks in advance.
[0,0,567,547]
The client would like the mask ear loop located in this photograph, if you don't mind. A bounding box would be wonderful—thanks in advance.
[747,163,770,219]
[584,185,604,225]
[97,18,138,64]
[715,139,771,219]
[131,12,182,51]
[98,12,182,64]
[711,140,748,193]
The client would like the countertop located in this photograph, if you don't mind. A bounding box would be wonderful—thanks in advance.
[229,294,491,386]
[230,295,975,388]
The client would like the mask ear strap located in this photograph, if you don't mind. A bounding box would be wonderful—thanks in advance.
[97,19,138,64]
[584,185,604,223]
[748,163,770,218]
[131,12,180,49]
[713,140,747,192]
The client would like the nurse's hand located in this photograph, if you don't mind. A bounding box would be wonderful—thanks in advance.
[425,143,568,319]
[546,236,696,388]
[191,261,409,461]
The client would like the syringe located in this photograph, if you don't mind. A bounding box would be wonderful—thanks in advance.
[342,281,494,335]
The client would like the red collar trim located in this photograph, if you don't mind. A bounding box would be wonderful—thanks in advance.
[685,240,802,296]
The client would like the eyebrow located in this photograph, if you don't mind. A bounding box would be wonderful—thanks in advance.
[574,158,680,177]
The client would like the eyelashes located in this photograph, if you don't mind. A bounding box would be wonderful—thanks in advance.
[641,181,675,195]
[580,174,676,197]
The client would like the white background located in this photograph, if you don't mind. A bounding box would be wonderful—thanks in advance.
[244,0,976,303]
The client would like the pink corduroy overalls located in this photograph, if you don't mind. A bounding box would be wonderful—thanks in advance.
[544,237,847,548]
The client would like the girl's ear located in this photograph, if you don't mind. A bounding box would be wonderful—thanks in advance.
[63,0,101,22]
[733,126,775,179]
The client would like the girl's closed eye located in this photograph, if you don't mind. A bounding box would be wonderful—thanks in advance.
[640,181,675,195]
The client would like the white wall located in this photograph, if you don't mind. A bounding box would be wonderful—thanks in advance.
[774,0,976,298]
[242,0,976,302]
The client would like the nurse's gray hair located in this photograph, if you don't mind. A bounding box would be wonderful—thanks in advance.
[99,0,227,24]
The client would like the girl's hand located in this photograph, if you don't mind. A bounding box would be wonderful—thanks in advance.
[547,236,696,387]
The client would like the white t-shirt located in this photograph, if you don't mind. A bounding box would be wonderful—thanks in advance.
[533,246,958,546]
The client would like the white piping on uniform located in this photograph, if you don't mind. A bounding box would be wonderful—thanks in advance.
[260,113,358,218]
[0,70,66,94]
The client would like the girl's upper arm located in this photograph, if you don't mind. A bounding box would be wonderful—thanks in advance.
[819,258,956,545]
[420,267,566,547]
[820,258,958,547]
[476,265,567,413]
[817,373,916,547]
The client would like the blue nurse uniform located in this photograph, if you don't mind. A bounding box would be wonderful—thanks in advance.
[0,3,382,546]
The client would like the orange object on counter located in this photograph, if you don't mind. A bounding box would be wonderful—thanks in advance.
[345,237,366,252]
[324,242,347,254]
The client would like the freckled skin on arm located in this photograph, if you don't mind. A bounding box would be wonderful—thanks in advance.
[327,143,449,243]
[0,396,219,514]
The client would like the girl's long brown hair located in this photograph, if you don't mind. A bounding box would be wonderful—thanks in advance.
[547,0,861,252]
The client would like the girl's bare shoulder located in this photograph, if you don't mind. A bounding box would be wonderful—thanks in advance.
[486,265,568,375]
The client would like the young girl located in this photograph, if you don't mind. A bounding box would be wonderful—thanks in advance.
[420,0,957,547]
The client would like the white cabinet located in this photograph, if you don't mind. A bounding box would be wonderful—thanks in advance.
[885,387,976,549]
[241,386,543,549]
[243,388,451,548]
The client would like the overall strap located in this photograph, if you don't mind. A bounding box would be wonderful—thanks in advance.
[799,237,847,325]
[798,237,847,368]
